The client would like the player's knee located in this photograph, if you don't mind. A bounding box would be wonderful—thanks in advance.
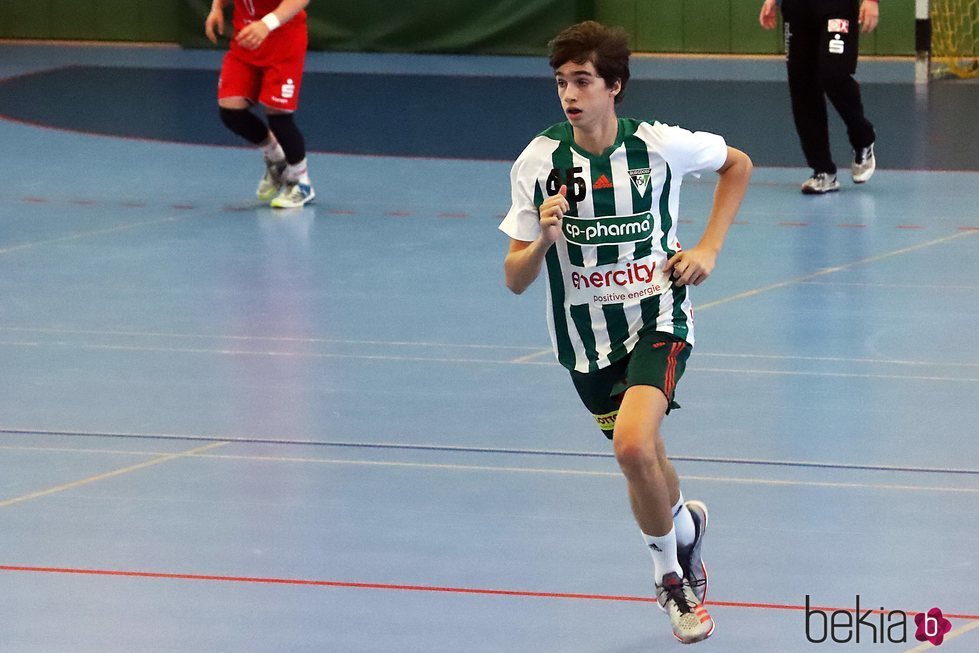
[613,428,660,479]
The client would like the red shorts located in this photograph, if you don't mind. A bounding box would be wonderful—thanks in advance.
[218,25,307,112]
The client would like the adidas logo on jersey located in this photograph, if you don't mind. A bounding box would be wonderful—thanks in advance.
[592,174,613,190]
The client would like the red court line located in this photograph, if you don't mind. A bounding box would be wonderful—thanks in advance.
[2,565,977,620]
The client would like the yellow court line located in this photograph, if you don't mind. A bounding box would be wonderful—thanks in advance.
[901,619,979,652]
[697,230,977,311]
[0,209,218,256]
[1,445,975,495]
[0,441,227,508]
[510,230,979,362]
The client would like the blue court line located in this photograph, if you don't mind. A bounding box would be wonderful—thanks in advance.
[2,428,977,477]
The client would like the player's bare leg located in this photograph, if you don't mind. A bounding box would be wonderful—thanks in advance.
[614,386,714,644]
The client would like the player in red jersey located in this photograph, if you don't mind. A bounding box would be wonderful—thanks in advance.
[206,0,316,207]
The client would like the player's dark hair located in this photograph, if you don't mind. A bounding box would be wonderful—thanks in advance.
[548,21,631,104]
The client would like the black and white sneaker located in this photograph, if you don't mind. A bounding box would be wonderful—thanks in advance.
[852,143,876,184]
[801,172,840,195]
[678,500,709,604]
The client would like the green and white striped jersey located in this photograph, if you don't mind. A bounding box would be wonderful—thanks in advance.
[500,118,727,373]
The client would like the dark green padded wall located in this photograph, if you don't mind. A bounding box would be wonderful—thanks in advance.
[597,0,914,55]
[0,0,180,42]
[0,0,914,55]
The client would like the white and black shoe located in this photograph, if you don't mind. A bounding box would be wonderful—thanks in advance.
[852,143,876,184]
[801,172,840,195]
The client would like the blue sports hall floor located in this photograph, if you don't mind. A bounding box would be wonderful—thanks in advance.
[0,42,977,652]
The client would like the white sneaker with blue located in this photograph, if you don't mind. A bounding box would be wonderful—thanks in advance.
[271,182,315,208]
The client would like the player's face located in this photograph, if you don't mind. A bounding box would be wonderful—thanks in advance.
[554,60,620,128]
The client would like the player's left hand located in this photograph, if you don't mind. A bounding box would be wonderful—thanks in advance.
[663,245,717,287]
[859,0,879,33]
[235,21,271,50]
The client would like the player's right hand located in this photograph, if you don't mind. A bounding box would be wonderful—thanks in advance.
[538,185,569,245]
[205,10,225,43]
[759,0,778,30]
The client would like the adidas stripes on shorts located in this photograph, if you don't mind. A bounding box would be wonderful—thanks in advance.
[569,331,691,440]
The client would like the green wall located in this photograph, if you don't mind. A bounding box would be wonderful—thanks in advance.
[0,0,180,42]
[0,0,915,55]
[597,0,915,55]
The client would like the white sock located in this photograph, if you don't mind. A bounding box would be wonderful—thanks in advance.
[284,158,310,185]
[260,136,285,162]
[672,493,696,549]
[641,527,682,584]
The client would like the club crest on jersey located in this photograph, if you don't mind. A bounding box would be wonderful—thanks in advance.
[628,168,651,196]
[827,19,849,33]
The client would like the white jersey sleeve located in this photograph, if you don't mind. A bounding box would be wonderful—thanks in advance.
[499,138,551,242]
[644,123,728,179]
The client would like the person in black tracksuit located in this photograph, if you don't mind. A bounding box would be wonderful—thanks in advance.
[760,0,879,194]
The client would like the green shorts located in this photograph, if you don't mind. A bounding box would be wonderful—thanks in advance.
[569,331,692,440]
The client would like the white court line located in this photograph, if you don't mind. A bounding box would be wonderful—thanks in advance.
[0,327,541,350]
[510,349,554,363]
[2,340,976,382]
[687,367,979,382]
[696,353,979,369]
[901,619,979,652]
[1,445,976,495]
[5,431,976,475]
[3,328,975,369]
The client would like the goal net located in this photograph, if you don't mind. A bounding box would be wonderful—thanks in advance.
[930,0,979,78]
